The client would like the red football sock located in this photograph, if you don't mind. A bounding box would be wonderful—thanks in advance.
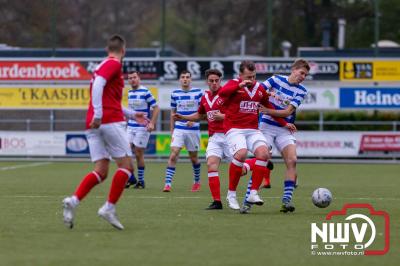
[263,168,271,186]
[229,159,244,191]
[251,159,268,190]
[108,168,131,204]
[208,171,221,201]
[74,171,104,201]
[244,158,257,171]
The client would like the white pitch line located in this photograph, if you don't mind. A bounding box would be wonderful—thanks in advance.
[0,195,399,201]
[0,162,52,171]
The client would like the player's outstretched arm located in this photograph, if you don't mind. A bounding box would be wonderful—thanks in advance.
[212,111,225,121]
[173,112,205,122]
[218,79,241,97]
[259,104,296,118]
[284,123,297,134]
[122,107,150,125]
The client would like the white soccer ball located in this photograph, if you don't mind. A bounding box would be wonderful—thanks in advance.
[312,188,332,208]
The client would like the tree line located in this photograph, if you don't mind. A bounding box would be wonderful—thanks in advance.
[0,0,398,56]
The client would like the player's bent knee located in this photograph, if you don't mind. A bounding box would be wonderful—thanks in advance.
[234,149,247,161]
[207,162,218,171]
[93,171,107,183]
[169,155,178,164]
[287,156,297,167]
[254,148,269,160]
[190,157,199,164]
[93,167,108,180]
[118,168,132,176]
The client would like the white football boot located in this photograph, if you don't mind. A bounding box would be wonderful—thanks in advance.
[62,196,78,229]
[98,202,124,230]
[247,190,264,205]
[226,191,240,210]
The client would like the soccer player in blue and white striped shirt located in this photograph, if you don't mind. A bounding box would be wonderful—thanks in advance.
[125,71,160,189]
[163,70,203,192]
[258,59,309,213]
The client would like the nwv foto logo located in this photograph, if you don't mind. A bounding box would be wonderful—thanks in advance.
[311,204,390,256]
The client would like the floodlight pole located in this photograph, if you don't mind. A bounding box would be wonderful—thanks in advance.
[267,0,272,56]
[161,0,166,57]
[51,0,58,57]
[374,0,380,57]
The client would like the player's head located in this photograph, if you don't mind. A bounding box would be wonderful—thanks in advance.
[290,59,310,84]
[239,60,256,86]
[106,34,126,58]
[179,70,192,89]
[128,71,140,89]
[205,69,222,92]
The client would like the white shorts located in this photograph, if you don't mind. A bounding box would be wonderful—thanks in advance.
[86,122,132,162]
[206,133,232,160]
[260,123,296,152]
[225,128,268,156]
[171,129,200,152]
[127,128,150,148]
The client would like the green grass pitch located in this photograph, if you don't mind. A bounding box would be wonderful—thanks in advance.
[0,161,399,266]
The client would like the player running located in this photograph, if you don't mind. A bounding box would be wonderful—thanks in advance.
[62,35,147,230]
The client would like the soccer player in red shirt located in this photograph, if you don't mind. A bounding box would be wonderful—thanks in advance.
[218,60,292,210]
[175,69,277,210]
[174,69,228,209]
[62,35,146,230]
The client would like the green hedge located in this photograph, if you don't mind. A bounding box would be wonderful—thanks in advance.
[296,111,400,131]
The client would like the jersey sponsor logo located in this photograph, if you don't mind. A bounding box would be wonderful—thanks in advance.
[206,110,220,121]
[177,100,197,111]
[128,99,144,109]
[239,101,258,113]
[271,88,292,106]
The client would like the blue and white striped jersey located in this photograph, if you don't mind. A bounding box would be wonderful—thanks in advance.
[260,75,307,127]
[171,88,203,130]
[127,85,157,129]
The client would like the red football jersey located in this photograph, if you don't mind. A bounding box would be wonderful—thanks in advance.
[86,57,125,129]
[218,79,287,133]
[198,90,224,136]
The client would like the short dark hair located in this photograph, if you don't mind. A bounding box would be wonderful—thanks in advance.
[291,59,310,71]
[128,71,140,76]
[239,60,256,73]
[180,70,191,77]
[205,69,222,78]
[107,34,125,53]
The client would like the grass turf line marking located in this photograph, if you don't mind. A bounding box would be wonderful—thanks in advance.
[0,162,52,171]
[0,195,399,201]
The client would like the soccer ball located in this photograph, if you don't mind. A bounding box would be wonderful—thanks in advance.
[312,188,332,208]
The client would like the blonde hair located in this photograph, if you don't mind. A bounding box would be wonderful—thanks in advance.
[291,59,310,71]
